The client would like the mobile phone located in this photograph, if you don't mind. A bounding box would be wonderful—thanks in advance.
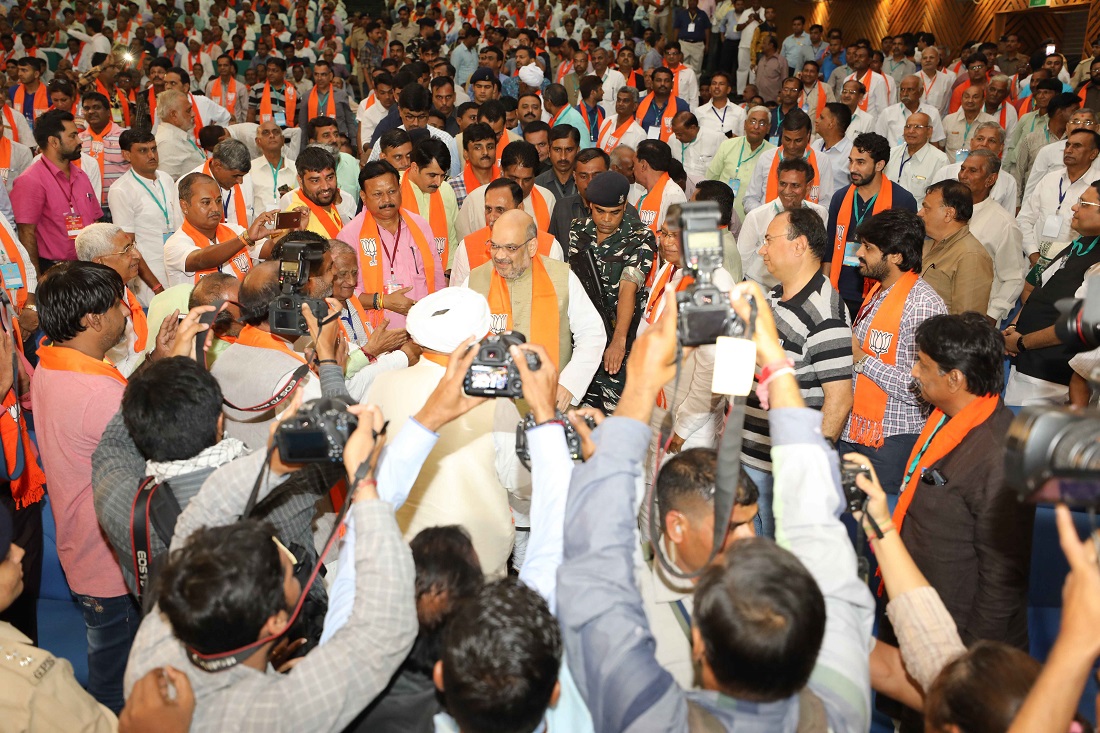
[275,211,304,230]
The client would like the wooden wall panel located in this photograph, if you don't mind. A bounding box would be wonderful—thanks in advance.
[786,0,1094,64]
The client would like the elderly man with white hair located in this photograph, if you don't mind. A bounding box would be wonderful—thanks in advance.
[929,121,1018,214]
[74,223,152,377]
[366,287,526,578]
[154,89,206,180]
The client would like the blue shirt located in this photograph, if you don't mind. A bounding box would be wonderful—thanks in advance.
[451,42,479,87]
[638,95,689,134]
[673,8,711,43]
[821,51,847,82]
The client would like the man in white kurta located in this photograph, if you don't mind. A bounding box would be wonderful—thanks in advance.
[883,114,949,208]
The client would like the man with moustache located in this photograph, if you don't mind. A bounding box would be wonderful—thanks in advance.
[286,146,345,240]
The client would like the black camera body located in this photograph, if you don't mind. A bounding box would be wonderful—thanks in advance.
[515,411,595,468]
[674,202,747,346]
[275,398,359,463]
[464,331,541,398]
[269,237,328,338]
[839,459,871,514]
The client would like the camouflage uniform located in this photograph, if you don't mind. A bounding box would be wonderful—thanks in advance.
[568,216,657,413]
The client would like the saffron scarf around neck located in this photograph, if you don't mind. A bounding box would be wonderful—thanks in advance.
[356,209,437,315]
[125,287,149,352]
[465,226,556,271]
[13,83,48,122]
[180,220,252,282]
[292,189,343,238]
[635,94,677,142]
[829,179,894,288]
[259,80,298,124]
[765,149,821,205]
[37,344,127,386]
[236,324,307,363]
[463,161,500,195]
[847,270,919,448]
[307,85,337,120]
[892,393,1000,532]
[487,254,560,367]
[401,173,449,265]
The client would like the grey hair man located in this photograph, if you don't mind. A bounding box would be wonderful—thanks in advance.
[176,138,255,227]
[154,89,206,178]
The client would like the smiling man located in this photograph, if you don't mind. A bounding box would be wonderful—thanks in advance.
[286,146,343,239]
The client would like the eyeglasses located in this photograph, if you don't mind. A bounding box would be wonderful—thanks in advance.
[1076,198,1100,209]
[1075,120,1098,127]
[747,118,769,127]
[106,243,137,257]
[488,238,533,253]
[968,65,986,71]
[762,233,789,245]
[903,124,930,130]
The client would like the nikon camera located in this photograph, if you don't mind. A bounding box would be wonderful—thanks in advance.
[464,331,541,398]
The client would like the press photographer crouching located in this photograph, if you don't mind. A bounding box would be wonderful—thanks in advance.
[557,279,875,731]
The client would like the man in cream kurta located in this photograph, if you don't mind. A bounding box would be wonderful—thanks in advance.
[457,210,606,409]
[885,138,949,208]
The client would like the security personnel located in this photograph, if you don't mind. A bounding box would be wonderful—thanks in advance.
[0,506,117,732]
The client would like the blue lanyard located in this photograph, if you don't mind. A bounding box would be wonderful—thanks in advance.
[901,415,947,489]
[222,188,232,219]
[1058,176,1067,210]
[898,150,915,180]
[341,309,359,341]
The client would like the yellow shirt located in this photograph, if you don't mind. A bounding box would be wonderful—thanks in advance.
[286,189,344,239]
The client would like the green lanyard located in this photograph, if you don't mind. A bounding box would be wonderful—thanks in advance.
[1070,235,1100,258]
[269,156,284,203]
[963,118,975,143]
[734,139,763,177]
[901,415,947,489]
[852,193,878,229]
[130,170,170,228]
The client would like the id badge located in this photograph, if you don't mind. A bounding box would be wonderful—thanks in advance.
[0,263,23,291]
[385,278,404,294]
[647,125,661,140]
[769,134,779,146]
[842,239,860,267]
[274,111,287,127]
[1041,215,1063,240]
[954,147,969,163]
[687,22,695,33]
[64,212,84,239]
[729,178,740,199]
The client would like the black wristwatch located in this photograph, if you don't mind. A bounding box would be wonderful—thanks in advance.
[1017,333,1028,352]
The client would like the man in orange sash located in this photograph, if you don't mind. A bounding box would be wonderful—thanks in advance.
[74,223,150,377]
[335,159,444,329]
[869,312,1033,731]
[451,178,564,287]
[457,140,557,241]
[246,57,297,127]
[179,138,255,228]
[10,57,49,127]
[631,139,687,240]
[286,147,344,239]
[460,208,604,410]
[837,209,946,495]
[635,67,687,143]
[401,138,459,273]
[596,87,647,153]
[205,54,249,124]
[164,172,278,287]
[30,261,151,712]
[823,132,918,317]
[743,108,835,214]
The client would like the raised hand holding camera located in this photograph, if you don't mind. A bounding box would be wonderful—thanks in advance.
[463,331,541,399]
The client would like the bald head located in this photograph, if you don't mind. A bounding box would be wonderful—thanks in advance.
[490,209,539,280]
[238,260,281,325]
[903,111,933,148]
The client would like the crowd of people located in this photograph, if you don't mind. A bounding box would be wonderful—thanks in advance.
[0,0,1098,731]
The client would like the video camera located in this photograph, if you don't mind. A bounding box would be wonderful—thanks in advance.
[675,201,748,346]
[269,236,328,338]
[463,331,541,399]
[1006,275,1100,506]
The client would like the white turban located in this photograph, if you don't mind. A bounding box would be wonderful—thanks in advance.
[518,63,544,88]
[406,288,491,353]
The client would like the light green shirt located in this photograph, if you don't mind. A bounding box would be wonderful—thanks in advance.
[336,152,361,200]
[401,173,461,268]
[705,136,775,223]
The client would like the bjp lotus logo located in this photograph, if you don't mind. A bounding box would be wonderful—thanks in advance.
[360,238,378,267]
[489,313,507,334]
[867,328,893,357]
[434,237,447,256]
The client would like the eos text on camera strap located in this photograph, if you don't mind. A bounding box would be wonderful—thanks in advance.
[129,476,183,603]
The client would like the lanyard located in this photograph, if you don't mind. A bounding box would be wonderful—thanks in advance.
[130,170,170,228]
[901,415,947,489]
[962,117,975,143]
[341,307,359,341]
[898,150,915,180]
[853,192,878,230]
[48,162,76,211]
[1058,176,1067,211]
[222,188,232,219]
[712,104,727,127]
[1071,236,1100,258]
[269,157,284,203]
[734,139,763,176]
[379,217,403,276]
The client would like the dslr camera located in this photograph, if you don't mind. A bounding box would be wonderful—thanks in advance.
[275,397,358,463]
[515,410,596,468]
[269,236,328,338]
[674,202,748,346]
[1006,275,1100,506]
[839,459,871,514]
[464,331,541,398]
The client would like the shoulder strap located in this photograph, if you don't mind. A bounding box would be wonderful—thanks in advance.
[221,362,312,412]
[129,477,181,602]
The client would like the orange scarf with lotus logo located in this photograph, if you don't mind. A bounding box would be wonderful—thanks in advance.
[847,270,919,448]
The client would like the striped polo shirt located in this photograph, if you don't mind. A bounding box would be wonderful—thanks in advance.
[79,122,128,205]
[742,271,853,472]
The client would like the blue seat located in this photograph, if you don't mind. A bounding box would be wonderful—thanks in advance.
[37,494,89,687]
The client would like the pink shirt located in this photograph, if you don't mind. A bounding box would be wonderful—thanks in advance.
[11,156,102,261]
[337,209,444,328]
[30,363,127,598]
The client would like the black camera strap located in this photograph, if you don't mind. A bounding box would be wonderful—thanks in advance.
[129,476,183,603]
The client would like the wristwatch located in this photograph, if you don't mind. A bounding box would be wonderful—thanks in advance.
[1016,333,1028,352]
[854,355,868,373]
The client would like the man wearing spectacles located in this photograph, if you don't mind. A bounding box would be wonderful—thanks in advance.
[947,53,990,114]
[459,207,604,412]
[1014,95,1085,204]
[1022,108,1099,205]
[874,75,946,149]
[884,112,948,208]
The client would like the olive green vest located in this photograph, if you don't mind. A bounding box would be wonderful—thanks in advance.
[468,255,573,370]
